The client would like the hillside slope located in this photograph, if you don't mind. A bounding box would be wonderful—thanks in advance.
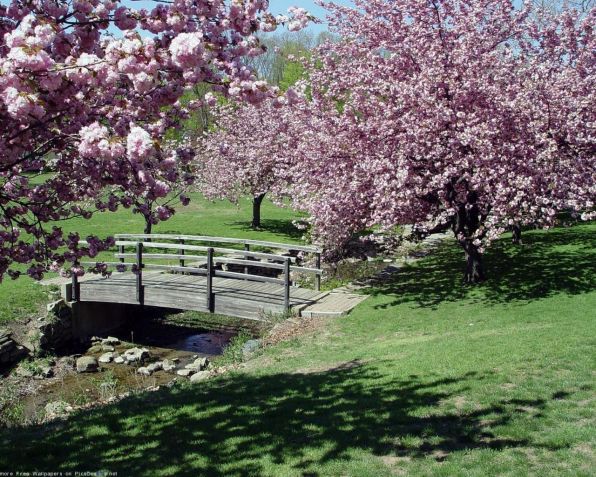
[1,224,594,476]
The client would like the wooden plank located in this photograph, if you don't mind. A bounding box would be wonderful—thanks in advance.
[116,253,207,261]
[214,278,271,292]
[215,257,285,270]
[81,261,136,267]
[215,270,284,285]
[300,292,369,318]
[144,264,207,275]
[214,284,283,299]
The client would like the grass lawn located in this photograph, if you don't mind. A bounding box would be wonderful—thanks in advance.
[0,223,594,476]
[0,194,303,325]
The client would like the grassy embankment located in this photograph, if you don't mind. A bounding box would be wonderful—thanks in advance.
[0,223,594,476]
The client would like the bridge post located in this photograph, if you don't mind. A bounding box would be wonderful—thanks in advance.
[179,239,185,267]
[207,247,214,312]
[244,243,250,278]
[71,265,80,302]
[283,257,290,312]
[136,242,144,305]
[315,252,321,291]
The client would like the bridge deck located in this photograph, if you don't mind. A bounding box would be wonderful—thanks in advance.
[73,271,328,320]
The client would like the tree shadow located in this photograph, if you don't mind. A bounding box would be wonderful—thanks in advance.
[1,363,570,476]
[229,218,304,241]
[367,224,596,309]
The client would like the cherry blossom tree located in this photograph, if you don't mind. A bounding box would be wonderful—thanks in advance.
[198,98,295,229]
[0,0,311,280]
[124,138,196,235]
[283,0,595,282]
[197,35,313,229]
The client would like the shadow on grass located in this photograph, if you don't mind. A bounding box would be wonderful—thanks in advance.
[1,362,567,476]
[229,218,304,241]
[368,224,596,309]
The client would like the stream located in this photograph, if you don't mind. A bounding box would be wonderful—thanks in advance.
[14,320,240,424]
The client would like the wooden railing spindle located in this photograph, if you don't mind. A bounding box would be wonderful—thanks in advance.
[244,243,250,278]
[283,257,290,312]
[179,239,185,268]
[207,247,214,312]
[136,242,144,305]
[315,252,321,291]
[71,263,80,302]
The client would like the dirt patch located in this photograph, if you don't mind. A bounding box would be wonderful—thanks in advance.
[573,443,595,460]
[293,359,365,375]
[263,316,330,347]
[452,396,468,410]
[430,449,450,461]
[515,405,541,415]
[379,455,412,475]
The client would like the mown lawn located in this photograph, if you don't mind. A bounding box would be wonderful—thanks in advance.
[0,223,594,476]
[0,194,303,324]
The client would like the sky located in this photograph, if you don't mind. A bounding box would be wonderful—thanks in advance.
[118,0,355,35]
[269,0,350,34]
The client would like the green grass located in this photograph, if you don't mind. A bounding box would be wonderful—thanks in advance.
[1,223,594,476]
[61,194,305,243]
[0,194,303,324]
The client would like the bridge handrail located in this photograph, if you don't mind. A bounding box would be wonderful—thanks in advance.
[114,241,299,262]
[114,233,321,254]
[113,252,321,274]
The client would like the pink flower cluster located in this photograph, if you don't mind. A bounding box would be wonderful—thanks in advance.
[0,0,310,281]
[197,98,298,204]
[297,0,594,279]
[203,0,594,282]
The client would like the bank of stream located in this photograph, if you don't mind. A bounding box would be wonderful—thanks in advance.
[1,310,264,426]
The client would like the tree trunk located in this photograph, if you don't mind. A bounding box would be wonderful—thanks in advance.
[251,193,266,229]
[511,224,522,245]
[451,190,486,283]
[144,217,152,240]
[462,240,485,284]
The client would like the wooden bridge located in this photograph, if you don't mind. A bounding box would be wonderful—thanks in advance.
[65,234,329,320]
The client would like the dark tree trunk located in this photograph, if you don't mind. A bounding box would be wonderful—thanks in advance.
[144,217,152,239]
[511,224,522,245]
[462,240,485,283]
[451,189,486,283]
[251,193,266,229]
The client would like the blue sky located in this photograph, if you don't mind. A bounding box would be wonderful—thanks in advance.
[269,0,352,34]
[120,0,354,34]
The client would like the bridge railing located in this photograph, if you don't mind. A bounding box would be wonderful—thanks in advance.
[78,234,323,312]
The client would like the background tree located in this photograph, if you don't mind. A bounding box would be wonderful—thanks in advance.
[197,32,317,229]
[124,138,196,235]
[281,0,595,282]
[0,0,310,280]
[197,98,296,229]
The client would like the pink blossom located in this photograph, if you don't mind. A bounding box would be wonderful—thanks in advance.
[127,126,154,162]
[169,32,204,68]
[114,7,137,31]
[155,206,172,221]
[153,180,170,198]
